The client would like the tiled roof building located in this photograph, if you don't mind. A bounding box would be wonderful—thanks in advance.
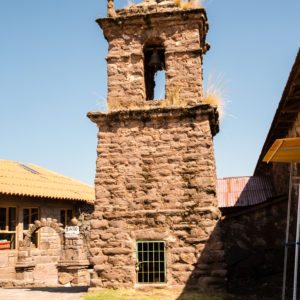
[0,160,94,286]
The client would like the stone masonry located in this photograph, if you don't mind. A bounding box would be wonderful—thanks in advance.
[88,106,225,289]
[100,0,209,111]
[88,0,225,290]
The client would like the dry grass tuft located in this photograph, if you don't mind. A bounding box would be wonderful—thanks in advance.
[202,89,224,117]
[126,0,135,8]
[174,0,202,9]
[202,74,227,120]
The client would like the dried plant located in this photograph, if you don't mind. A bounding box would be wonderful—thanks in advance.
[126,0,135,8]
[165,86,183,107]
[202,74,227,120]
[174,0,202,9]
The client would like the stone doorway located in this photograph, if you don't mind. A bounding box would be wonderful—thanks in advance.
[15,218,64,284]
[15,218,90,287]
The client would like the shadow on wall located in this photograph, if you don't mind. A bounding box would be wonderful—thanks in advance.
[176,220,226,300]
[177,176,293,299]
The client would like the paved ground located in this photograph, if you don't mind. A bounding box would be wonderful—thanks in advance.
[0,287,88,300]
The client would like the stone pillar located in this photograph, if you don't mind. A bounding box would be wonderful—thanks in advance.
[58,236,90,286]
[107,0,116,18]
[15,240,36,281]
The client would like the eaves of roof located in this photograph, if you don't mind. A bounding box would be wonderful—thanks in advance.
[255,49,300,175]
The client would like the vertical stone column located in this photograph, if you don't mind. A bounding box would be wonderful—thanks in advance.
[107,0,116,18]
[15,239,36,281]
[58,236,90,286]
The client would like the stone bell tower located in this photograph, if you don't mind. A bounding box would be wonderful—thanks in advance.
[88,0,226,290]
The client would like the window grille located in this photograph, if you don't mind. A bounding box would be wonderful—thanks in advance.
[136,241,166,284]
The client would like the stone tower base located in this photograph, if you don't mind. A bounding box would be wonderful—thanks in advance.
[88,105,226,290]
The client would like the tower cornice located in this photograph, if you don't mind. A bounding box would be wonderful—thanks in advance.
[87,104,219,136]
[97,8,208,36]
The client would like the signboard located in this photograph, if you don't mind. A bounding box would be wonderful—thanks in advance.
[64,226,80,238]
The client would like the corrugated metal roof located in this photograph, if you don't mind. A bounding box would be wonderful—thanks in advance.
[217,176,274,208]
[0,160,95,203]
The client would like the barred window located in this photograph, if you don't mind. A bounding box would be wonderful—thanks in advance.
[136,241,166,284]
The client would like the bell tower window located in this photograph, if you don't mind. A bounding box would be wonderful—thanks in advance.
[144,44,166,101]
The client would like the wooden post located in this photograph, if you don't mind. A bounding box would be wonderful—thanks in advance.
[282,163,293,300]
[292,184,300,300]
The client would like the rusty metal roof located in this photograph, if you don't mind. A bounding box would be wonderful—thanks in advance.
[217,176,275,208]
[0,160,95,203]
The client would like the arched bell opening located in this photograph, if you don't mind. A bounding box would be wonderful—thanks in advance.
[143,41,166,101]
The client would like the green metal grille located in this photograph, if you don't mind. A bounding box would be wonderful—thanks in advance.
[136,241,166,284]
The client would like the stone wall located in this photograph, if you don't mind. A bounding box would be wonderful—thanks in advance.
[88,105,225,290]
[221,198,287,290]
[99,7,208,110]
[0,250,17,280]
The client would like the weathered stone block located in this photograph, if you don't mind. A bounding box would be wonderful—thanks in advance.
[102,248,132,255]
[94,264,108,273]
[91,219,109,229]
[58,272,73,285]
[180,253,197,264]
[0,255,9,268]
[90,255,108,265]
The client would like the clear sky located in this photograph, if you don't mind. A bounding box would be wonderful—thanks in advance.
[0,0,299,185]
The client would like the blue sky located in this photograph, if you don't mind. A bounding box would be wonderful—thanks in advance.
[0,0,299,184]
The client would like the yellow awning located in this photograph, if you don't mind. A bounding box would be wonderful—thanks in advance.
[263,138,300,163]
